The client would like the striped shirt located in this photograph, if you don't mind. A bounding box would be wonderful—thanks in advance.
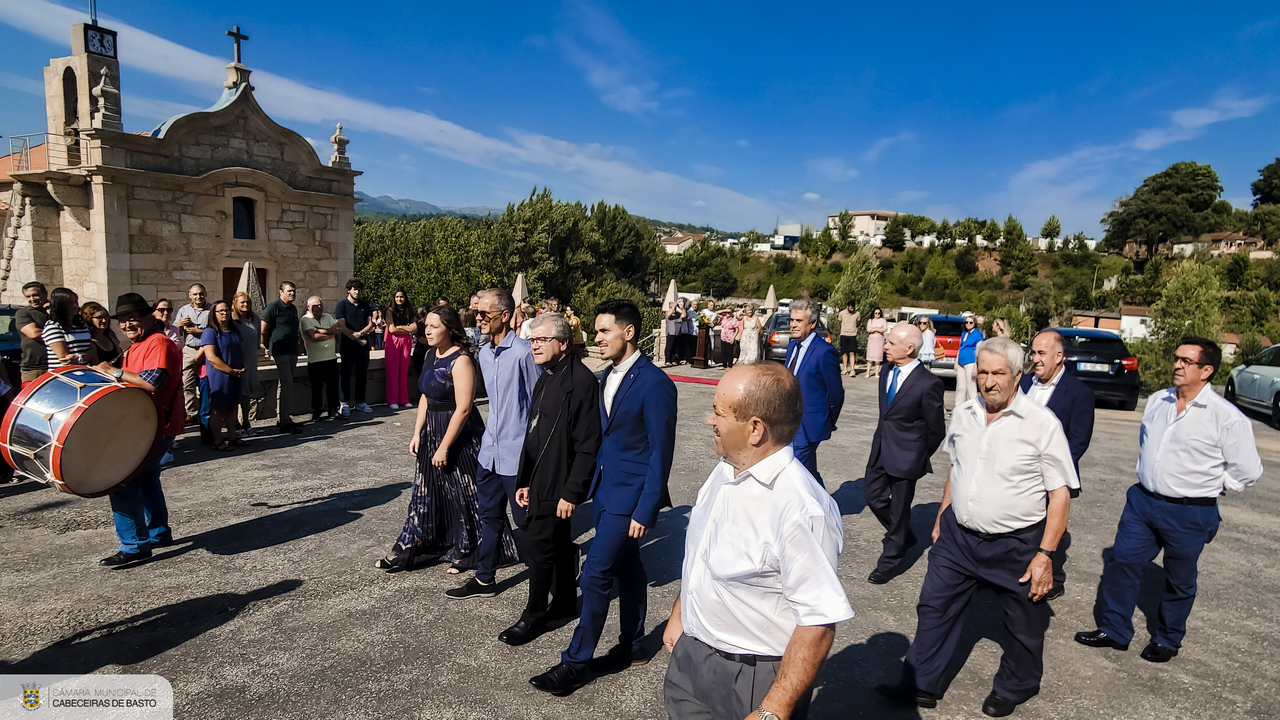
[41,321,93,368]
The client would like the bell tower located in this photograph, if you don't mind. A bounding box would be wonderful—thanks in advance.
[44,21,123,143]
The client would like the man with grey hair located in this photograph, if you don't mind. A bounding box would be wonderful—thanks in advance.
[502,312,601,654]
[878,337,1078,717]
[865,322,946,584]
[664,362,852,720]
[1019,329,1094,599]
[783,298,844,485]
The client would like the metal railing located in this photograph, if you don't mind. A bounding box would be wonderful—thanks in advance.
[7,133,91,173]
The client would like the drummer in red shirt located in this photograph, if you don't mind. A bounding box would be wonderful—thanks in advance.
[95,293,185,567]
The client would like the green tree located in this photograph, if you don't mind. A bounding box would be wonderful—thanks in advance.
[954,244,978,276]
[1102,161,1223,258]
[1135,260,1223,392]
[883,215,907,251]
[1225,251,1254,291]
[1248,204,1280,245]
[835,210,854,247]
[982,218,1002,246]
[954,218,981,245]
[1040,215,1061,241]
[828,245,883,331]
[1254,158,1280,208]
[1000,215,1037,290]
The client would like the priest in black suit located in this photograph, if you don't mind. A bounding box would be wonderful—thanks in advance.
[1019,329,1094,599]
[865,322,946,584]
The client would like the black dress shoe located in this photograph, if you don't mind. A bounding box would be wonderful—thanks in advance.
[982,691,1019,717]
[1074,629,1129,650]
[529,662,592,696]
[868,568,894,585]
[589,644,649,672]
[1140,642,1178,663]
[99,549,152,567]
[1043,584,1065,601]
[499,619,546,646]
[444,578,497,600]
[874,683,938,708]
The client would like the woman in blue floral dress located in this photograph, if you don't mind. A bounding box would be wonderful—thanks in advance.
[376,306,517,573]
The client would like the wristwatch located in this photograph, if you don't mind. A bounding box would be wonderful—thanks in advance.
[1037,547,1056,559]
[756,706,780,720]
[113,369,124,381]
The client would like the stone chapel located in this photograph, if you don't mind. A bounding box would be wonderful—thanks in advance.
[0,20,359,308]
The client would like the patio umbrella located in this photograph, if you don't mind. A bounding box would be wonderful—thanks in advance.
[512,273,529,304]
[763,284,777,310]
[236,261,266,313]
[663,279,679,309]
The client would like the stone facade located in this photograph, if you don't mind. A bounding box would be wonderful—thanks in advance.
[0,23,358,310]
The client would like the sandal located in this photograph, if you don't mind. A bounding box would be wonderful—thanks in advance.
[374,556,400,571]
[445,564,464,575]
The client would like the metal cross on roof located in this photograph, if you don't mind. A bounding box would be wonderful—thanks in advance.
[226,25,248,64]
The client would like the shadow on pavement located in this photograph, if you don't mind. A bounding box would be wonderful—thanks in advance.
[0,480,52,499]
[3,579,303,674]
[175,483,409,556]
[640,505,690,589]
[1091,547,1168,640]
[832,478,867,516]
[898,502,940,574]
[811,632,921,719]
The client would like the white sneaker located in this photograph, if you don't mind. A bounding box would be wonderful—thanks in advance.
[340,403,351,418]
[389,404,399,410]
[356,403,373,413]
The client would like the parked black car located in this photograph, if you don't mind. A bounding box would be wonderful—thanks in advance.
[763,312,832,362]
[1055,328,1140,410]
[0,305,21,385]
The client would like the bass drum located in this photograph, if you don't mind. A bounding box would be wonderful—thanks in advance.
[0,366,158,497]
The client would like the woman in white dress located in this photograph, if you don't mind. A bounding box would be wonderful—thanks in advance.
[737,303,763,364]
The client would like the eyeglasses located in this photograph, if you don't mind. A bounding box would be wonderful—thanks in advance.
[155,307,172,313]
[1173,355,1204,367]
[475,309,502,320]
[529,336,562,346]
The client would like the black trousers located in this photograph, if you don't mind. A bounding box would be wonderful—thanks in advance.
[902,508,1050,703]
[521,513,578,623]
[719,338,735,368]
[339,345,370,404]
[864,463,916,573]
[308,359,339,416]
[665,334,680,364]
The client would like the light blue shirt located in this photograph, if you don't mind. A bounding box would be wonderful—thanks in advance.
[477,330,541,475]
[788,332,817,374]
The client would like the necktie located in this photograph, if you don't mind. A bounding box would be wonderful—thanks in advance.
[788,345,800,373]
[887,366,900,405]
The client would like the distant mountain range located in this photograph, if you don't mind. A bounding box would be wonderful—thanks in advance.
[354,191,505,219]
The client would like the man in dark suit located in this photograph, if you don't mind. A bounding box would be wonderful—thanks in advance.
[865,323,946,584]
[1019,329,1093,599]
[530,299,678,696]
[502,313,601,648]
[783,299,844,485]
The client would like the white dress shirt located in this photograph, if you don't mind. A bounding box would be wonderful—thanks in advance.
[681,447,853,656]
[1023,366,1065,406]
[947,392,1080,534]
[886,358,920,399]
[603,347,642,416]
[788,332,816,374]
[1137,384,1263,498]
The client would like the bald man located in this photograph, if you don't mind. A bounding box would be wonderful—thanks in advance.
[865,323,946,584]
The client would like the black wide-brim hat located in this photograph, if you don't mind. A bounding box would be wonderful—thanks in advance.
[112,292,155,319]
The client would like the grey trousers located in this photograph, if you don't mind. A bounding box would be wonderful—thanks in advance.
[274,355,298,424]
[182,345,203,416]
[664,634,811,720]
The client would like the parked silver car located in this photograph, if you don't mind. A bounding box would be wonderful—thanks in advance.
[1227,344,1280,426]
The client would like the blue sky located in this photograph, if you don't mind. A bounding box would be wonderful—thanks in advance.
[2,0,1278,236]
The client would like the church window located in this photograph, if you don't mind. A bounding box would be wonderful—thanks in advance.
[232,197,256,239]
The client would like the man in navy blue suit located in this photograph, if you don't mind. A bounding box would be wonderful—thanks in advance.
[865,323,946,584]
[530,299,678,696]
[783,299,844,485]
[1019,329,1094,599]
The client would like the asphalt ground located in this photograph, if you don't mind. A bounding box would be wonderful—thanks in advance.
[2,362,1278,719]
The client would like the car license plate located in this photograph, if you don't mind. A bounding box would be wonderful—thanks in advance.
[1078,362,1109,373]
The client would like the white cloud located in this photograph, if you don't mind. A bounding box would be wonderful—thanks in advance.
[693,163,724,179]
[802,192,823,203]
[127,96,202,122]
[806,157,859,182]
[692,200,708,207]
[0,0,776,229]
[864,131,915,162]
[555,0,662,117]
[1133,94,1272,150]
[0,70,42,95]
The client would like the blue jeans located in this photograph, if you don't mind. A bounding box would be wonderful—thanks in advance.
[1096,484,1220,649]
[108,437,175,554]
